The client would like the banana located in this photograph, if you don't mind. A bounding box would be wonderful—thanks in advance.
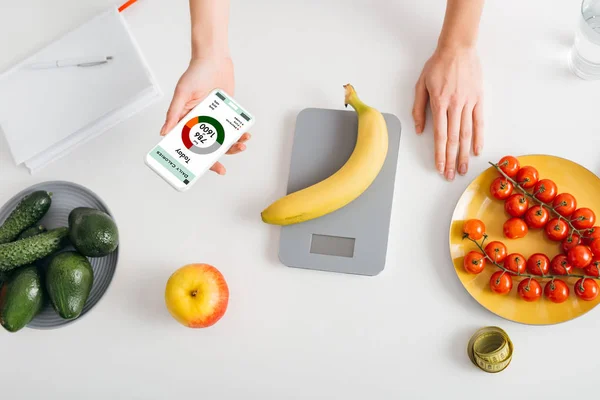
[261,84,389,225]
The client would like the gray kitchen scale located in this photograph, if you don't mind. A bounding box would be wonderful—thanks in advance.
[279,108,401,276]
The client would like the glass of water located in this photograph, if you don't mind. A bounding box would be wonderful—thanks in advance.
[570,0,600,79]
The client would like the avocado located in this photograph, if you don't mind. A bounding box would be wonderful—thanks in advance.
[0,227,69,272]
[0,265,44,332]
[0,191,52,244]
[17,225,47,240]
[68,207,118,257]
[46,251,93,319]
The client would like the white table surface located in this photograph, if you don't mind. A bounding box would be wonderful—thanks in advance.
[1,0,599,398]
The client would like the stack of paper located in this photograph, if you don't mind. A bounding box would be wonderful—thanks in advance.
[0,7,161,173]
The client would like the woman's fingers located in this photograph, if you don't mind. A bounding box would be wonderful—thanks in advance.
[472,100,484,156]
[210,161,226,175]
[445,104,462,181]
[225,132,251,154]
[237,132,251,143]
[226,142,247,155]
[457,105,474,176]
[412,75,429,134]
[432,102,448,175]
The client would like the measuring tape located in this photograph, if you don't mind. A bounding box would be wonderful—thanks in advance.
[467,327,513,373]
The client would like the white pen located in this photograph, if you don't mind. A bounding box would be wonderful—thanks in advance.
[27,56,113,69]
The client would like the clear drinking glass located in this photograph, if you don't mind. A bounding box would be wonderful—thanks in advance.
[570,0,600,79]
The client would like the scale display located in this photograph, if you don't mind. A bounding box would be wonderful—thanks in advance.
[146,89,255,191]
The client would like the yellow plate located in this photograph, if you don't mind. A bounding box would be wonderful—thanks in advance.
[450,155,600,325]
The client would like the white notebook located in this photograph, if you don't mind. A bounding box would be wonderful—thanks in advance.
[0,7,161,173]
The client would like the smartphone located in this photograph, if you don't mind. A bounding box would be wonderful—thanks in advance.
[145,89,255,191]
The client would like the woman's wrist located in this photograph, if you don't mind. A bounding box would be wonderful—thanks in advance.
[436,0,483,54]
[191,33,230,60]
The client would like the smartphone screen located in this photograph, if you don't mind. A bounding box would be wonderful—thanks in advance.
[146,89,255,191]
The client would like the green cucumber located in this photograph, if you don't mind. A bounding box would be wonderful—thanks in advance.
[0,227,69,272]
[0,191,52,244]
[17,225,47,240]
[0,265,44,332]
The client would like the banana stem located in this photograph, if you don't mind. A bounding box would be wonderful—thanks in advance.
[344,84,368,114]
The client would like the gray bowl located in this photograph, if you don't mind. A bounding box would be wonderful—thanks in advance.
[0,181,118,329]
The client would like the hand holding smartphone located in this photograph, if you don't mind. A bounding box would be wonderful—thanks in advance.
[146,89,255,191]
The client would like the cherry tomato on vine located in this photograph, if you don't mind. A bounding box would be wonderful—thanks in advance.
[545,280,570,303]
[526,253,550,275]
[583,226,600,245]
[490,271,513,294]
[545,218,569,241]
[571,208,596,230]
[484,241,507,263]
[583,257,600,277]
[567,245,593,268]
[552,193,577,217]
[550,254,572,275]
[505,194,529,217]
[516,166,539,189]
[575,279,599,301]
[533,179,558,203]
[463,251,486,274]
[490,177,514,200]
[524,206,549,229]
[463,219,486,240]
[518,278,542,302]
[504,253,526,275]
[503,218,528,239]
[589,239,600,257]
[498,156,520,178]
[561,234,581,254]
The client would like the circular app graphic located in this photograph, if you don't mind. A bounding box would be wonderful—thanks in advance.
[181,116,225,155]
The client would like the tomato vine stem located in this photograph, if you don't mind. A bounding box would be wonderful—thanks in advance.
[465,237,598,281]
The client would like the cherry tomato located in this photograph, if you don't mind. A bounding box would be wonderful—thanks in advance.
[550,254,572,275]
[526,253,550,275]
[504,253,526,275]
[503,218,528,239]
[583,257,600,277]
[571,208,596,230]
[498,156,520,178]
[583,226,600,245]
[490,271,513,294]
[516,166,539,189]
[504,194,529,217]
[484,241,507,263]
[533,179,558,203]
[589,238,600,257]
[464,251,486,274]
[490,177,514,200]
[524,206,549,229]
[518,278,542,302]
[463,219,486,240]
[567,245,593,268]
[552,193,577,217]
[561,234,581,254]
[545,218,569,241]
[544,280,570,303]
[575,279,599,301]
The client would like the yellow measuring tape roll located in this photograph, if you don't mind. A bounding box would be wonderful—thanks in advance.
[467,327,513,373]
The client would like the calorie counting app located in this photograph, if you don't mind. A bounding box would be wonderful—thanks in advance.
[145,89,255,191]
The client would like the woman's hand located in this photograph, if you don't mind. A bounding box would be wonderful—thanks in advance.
[160,56,251,175]
[413,45,483,181]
